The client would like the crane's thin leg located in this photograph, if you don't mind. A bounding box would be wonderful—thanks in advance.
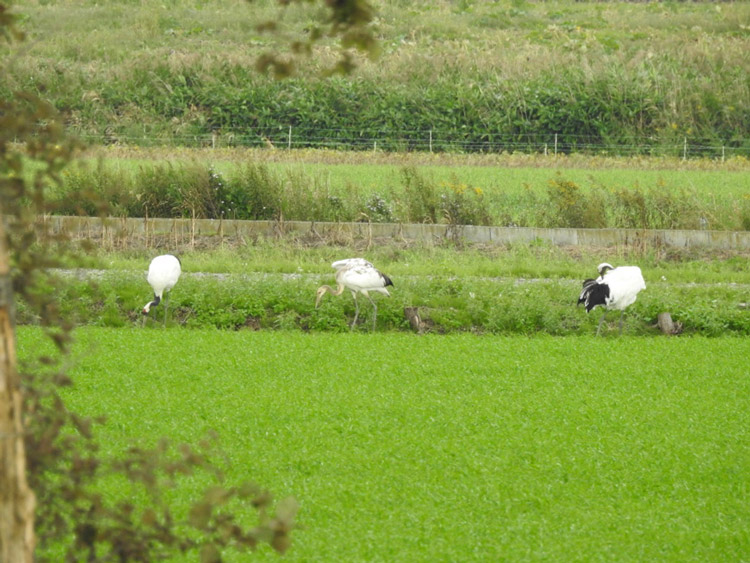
[350,294,359,330]
[618,310,625,334]
[163,294,169,327]
[366,295,378,330]
[596,312,607,336]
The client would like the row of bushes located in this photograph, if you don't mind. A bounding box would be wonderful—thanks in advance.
[18,270,750,336]
[54,162,749,230]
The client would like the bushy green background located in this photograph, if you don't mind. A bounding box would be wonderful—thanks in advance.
[5,0,750,155]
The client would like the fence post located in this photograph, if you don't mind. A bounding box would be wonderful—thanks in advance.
[288,125,292,150]
[683,137,687,160]
[554,134,558,156]
[429,130,433,153]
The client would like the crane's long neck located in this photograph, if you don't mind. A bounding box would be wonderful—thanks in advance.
[321,284,345,297]
[143,294,161,313]
[316,283,346,308]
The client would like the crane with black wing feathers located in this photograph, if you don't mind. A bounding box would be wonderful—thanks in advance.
[578,262,646,336]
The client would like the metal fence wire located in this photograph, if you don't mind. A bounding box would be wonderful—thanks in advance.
[80,126,750,160]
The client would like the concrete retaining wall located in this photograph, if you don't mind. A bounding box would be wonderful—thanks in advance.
[38,215,750,250]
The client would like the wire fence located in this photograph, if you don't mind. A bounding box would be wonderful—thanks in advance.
[81,125,750,160]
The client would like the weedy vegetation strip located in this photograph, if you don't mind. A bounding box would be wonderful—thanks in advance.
[18,327,750,561]
[54,155,750,231]
[22,247,750,335]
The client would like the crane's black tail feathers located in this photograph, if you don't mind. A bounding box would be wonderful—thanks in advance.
[578,279,609,312]
[381,273,394,288]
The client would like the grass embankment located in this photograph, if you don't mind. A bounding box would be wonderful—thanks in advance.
[18,327,750,561]
[5,1,750,154]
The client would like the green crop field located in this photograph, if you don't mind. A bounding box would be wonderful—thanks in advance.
[17,327,750,561]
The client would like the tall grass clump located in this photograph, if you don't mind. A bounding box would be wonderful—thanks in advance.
[393,166,440,223]
[545,176,604,228]
[231,163,282,220]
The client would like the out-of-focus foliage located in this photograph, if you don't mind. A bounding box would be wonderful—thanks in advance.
[3,2,299,560]
[253,0,376,76]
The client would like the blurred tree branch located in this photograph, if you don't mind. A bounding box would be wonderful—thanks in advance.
[1,1,306,560]
[252,0,378,77]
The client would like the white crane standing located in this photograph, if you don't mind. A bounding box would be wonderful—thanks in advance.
[578,262,646,336]
[315,258,394,330]
[142,254,182,326]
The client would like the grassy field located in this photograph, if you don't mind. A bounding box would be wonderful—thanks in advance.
[18,327,750,561]
[77,148,750,197]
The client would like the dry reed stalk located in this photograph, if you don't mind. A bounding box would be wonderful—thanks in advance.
[190,207,196,251]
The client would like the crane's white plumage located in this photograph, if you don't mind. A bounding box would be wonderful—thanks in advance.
[578,262,645,335]
[142,254,182,325]
[331,257,373,271]
[316,258,393,330]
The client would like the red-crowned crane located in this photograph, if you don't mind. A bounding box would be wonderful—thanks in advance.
[142,254,182,326]
[315,258,394,330]
[578,262,646,336]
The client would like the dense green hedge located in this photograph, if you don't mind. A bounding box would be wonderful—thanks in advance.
[5,55,750,156]
[29,71,750,156]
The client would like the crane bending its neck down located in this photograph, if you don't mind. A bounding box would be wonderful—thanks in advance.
[315,259,394,330]
[142,254,182,326]
[315,283,346,306]
[142,294,161,314]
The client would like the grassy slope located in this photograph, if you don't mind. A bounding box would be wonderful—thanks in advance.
[18,327,750,561]
[6,1,750,148]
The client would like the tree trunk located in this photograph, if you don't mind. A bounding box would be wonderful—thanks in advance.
[404,307,424,333]
[0,217,36,562]
[657,312,682,335]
